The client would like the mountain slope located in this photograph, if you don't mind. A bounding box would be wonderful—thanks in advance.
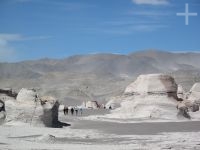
[1,50,200,103]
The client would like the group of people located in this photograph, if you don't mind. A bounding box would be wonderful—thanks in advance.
[63,106,83,116]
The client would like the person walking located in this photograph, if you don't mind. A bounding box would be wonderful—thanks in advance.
[64,106,69,115]
[66,106,68,115]
[75,107,78,116]
[71,108,74,116]
[80,108,83,115]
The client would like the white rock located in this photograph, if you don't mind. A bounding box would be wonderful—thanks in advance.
[16,88,37,105]
[107,74,179,120]
[124,74,177,95]
[107,95,178,120]
[187,83,200,102]
[177,85,185,99]
[105,96,122,109]
[82,101,99,109]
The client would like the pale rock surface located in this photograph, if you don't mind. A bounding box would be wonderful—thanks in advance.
[107,74,180,120]
[105,96,122,109]
[3,89,66,127]
[124,74,177,97]
[187,83,200,103]
[82,101,99,109]
[16,88,37,105]
[177,84,185,100]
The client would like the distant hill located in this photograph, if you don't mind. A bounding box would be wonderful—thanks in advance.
[1,50,200,104]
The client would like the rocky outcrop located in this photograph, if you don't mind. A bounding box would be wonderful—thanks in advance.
[0,88,17,98]
[124,74,178,98]
[16,88,38,105]
[3,88,69,128]
[40,96,70,128]
[187,83,200,103]
[107,74,181,120]
[0,100,6,124]
[182,100,199,112]
[177,85,185,100]
[82,101,99,109]
[177,102,191,119]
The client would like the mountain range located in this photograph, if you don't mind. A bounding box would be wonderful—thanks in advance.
[1,50,200,105]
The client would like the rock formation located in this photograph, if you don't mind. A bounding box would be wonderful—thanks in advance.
[40,96,70,128]
[16,88,38,105]
[82,101,99,109]
[177,83,200,113]
[124,74,178,98]
[187,82,200,103]
[3,88,70,128]
[0,88,18,99]
[177,85,185,100]
[107,74,181,120]
[177,102,191,119]
[0,99,6,124]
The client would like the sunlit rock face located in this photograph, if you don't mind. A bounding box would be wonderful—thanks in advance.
[187,83,200,103]
[124,74,178,98]
[16,88,37,105]
[177,85,185,100]
[82,101,99,109]
[2,89,69,128]
[107,74,179,120]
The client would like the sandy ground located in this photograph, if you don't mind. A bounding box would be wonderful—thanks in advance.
[1,109,200,150]
[72,120,200,135]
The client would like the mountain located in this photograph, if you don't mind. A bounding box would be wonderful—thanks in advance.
[1,50,200,104]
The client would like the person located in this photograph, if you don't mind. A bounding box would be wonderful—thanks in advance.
[66,107,68,115]
[71,108,74,116]
[80,108,83,115]
[64,106,68,115]
[75,107,78,116]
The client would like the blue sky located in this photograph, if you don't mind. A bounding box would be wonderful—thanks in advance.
[0,0,200,62]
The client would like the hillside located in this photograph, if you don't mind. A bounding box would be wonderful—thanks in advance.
[0,50,200,104]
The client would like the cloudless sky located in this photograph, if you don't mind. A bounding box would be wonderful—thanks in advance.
[0,0,200,62]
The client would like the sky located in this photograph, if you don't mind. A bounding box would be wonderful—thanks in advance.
[0,0,200,62]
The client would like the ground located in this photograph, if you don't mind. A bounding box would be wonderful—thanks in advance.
[1,109,200,150]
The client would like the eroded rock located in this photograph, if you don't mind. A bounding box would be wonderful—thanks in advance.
[0,100,6,124]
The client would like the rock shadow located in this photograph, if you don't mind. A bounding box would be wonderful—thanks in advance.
[41,101,71,128]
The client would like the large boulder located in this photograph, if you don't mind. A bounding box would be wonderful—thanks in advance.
[124,74,177,98]
[177,85,185,100]
[40,96,69,128]
[82,101,99,109]
[2,88,69,127]
[0,100,6,124]
[176,102,191,119]
[16,88,38,105]
[180,100,199,112]
[187,83,200,102]
[107,74,180,120]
